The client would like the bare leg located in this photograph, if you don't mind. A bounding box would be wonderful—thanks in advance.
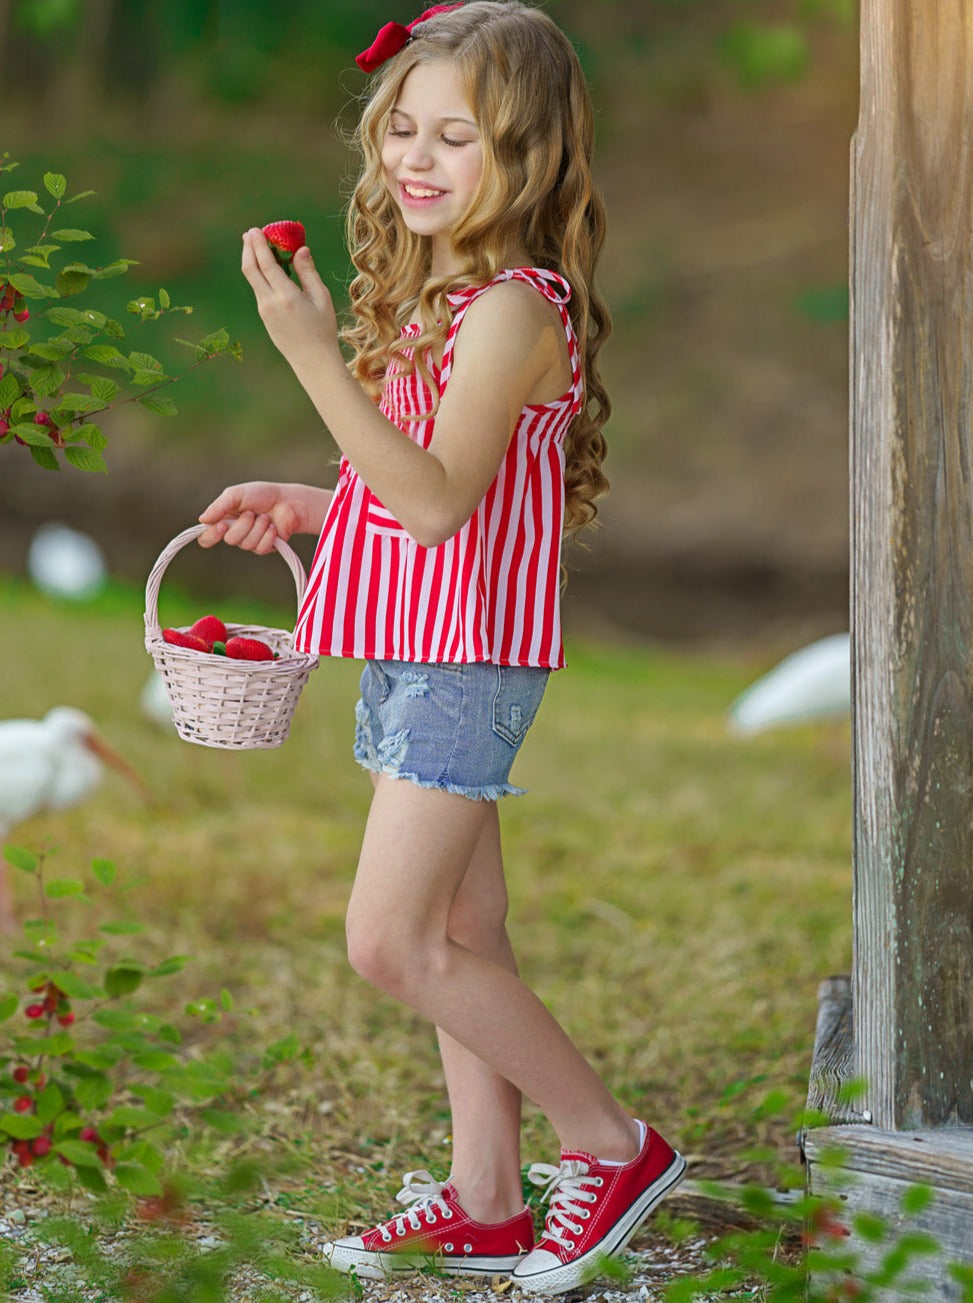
[345,776,639,1167]
[438,804,523,1222]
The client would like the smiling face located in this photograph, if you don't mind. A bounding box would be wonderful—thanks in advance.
[381,59,484,275]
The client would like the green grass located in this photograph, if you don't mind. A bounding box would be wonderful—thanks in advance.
[0,577,852,1226]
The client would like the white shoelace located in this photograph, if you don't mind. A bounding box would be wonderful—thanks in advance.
[378,1170,454,1242]
[527,1159,602,1250]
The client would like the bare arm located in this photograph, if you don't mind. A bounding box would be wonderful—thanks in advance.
[240,229,566,548]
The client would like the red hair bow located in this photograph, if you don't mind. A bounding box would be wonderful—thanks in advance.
[356,5,464,73]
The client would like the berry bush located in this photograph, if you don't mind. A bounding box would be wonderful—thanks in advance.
[0,151,240,472]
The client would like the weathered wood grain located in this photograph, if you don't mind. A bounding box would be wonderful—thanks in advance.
[803,975,866,1141]
[806,1126,973,1299]
[851,0,973,1132]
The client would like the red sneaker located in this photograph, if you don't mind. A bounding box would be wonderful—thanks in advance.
[512,1122,686,1294]
[322,1170,535,1279]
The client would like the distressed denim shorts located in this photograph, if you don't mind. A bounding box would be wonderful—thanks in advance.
[353,659,550,801]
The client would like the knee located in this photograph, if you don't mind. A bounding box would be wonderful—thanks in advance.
[346,908,443,1000]
[447,880,509,953]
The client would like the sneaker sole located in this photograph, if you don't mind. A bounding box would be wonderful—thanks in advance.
[324,1241,528,1279]
[513,1150,687,1295]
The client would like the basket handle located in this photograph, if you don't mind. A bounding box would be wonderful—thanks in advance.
[144,523,308,637]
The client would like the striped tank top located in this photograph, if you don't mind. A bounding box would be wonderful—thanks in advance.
[293,267,584,669]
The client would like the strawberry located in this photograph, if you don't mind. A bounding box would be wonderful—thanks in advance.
[262,220,306,280]
[225,636,275,661]
[162,628,212,653]
[189,614,227,646]
[262,220,306,256]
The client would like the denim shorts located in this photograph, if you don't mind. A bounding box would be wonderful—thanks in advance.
[353,659,549,801]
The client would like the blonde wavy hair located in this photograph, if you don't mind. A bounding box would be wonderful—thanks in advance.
[343,0,611,537]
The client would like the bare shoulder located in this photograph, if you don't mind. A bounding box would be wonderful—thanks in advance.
[461,276,564,337]
[451,278,567,380]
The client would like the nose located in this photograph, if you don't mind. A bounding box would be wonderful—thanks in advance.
[402,134,434,170]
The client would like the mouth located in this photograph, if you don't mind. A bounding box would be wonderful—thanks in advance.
[399,181,448,203]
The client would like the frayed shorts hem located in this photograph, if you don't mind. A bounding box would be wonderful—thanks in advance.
[353,751,526,802]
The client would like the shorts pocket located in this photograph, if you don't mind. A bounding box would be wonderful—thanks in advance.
[491,667,549,746]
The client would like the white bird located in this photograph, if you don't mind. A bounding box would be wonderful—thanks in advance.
[0,707,147,932]
[27,522,107,601]
[728,633,851,734]
[140,671,175,730]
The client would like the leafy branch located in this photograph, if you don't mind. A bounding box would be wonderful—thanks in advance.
[0,152,241,473]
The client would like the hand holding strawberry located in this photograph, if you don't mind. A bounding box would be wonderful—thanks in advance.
[261,221,306,282]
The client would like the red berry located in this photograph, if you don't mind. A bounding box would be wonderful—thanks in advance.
[13,1140,33,1168]
[25,1003,45,1019]
[79,1126,99,1143]
[162,628,212,653]
[262,220,306,256]
[12,1066,29,1084]
[189,614,228,645]
[225,635,275,661]
[31,1136,52,1158]
[57,1011,75,1027]
[34,411,52,426]
[13,306,29,323]
[13,1096,33,1113]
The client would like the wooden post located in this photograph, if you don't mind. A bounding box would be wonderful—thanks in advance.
[803,0,973,1291]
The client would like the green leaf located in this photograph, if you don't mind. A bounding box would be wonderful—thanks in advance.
[56,1139,105,1168]
[53,391,104,415]
[24,443,57,466]
[50,228,94,242]
[901,1183,933,1216]
[99,920,144,936]
[36,1082,66,1124]
[4,845,38,873]
[0,1113,44,1140]
[91,857,115,887]
[199,1108,245,1134]
[87,375,119,404]
[219,988,234,1012]
[150,956,190,978]
[83,343,130,370]
[74,1075,113,1110]
[106,1105,165,1130]
[66,189,96,205]
[52,972,98,999]
[48,305,105,328]
[45,878,85,899]
[0,225,16,252]
[138,392,178,416]
[74,1163,108,1193]
[159,287,171,309]
[104,964,144,998]
[95,258,138,279]
[0,992,18,1022]
[3,190,41,210]
[131,1090,173,1120]
[128,350,163,373]
[70,423,108,452]
[114,1162,162,1196]
[131,1049,180,1072]
[28,340,74,362]
[57,267,91,296]
[0,327,30,349]
[9,271,55,298]
[44,172,67,200]
[198,327,231,356]
[27,362,65,397]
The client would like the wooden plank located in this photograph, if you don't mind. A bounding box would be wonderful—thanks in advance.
[852,0,973,1131]
[807,1127,973,1300]
[803,975,865,1138]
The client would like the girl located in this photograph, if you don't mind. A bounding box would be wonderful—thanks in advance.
[199,3,684,1293]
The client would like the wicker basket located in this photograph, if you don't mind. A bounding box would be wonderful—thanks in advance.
[144,524,319,750]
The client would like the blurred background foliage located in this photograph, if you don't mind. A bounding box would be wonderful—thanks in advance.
[0,0,859,648]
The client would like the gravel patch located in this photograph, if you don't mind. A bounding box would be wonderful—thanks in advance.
[0,1193,722,1302]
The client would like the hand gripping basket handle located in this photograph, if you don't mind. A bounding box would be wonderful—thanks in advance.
[144,523,308,637]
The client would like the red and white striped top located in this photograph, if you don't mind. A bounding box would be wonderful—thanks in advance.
[294,267,584,669]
